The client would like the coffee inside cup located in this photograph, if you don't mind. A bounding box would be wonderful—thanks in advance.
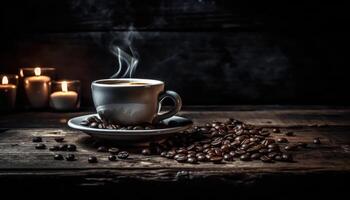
[95,80,148,86]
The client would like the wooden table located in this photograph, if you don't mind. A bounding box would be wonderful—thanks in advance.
[1,106,349,197]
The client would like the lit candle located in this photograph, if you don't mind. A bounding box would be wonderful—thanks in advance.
[50,81,78,111]
[24,67,51,108]
[0,76,17,110]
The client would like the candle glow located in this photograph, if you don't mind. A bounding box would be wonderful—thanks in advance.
[2,76,8,85]
[50,81,78,111]
[34,67,41,76]
[62,81,68,92]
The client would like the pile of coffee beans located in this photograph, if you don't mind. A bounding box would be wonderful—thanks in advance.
[80,116,167,130]
[137,118,319,164]
[33,118,322,165]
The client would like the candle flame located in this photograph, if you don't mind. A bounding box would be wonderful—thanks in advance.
[20,69,24,77]
[2,76,8,84]
[34,67,41,76]
[62,81,68,92]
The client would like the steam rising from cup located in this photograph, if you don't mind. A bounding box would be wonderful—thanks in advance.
[110,46,139,78]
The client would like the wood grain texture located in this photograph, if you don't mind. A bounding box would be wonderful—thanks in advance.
[1,106,350,128]
[0,106,349,195]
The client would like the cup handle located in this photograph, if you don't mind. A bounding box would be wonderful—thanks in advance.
[154,91,182,123]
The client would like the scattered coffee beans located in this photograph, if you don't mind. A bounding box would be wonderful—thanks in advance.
[272,128,280,133]
[108,155,117,161]
[210,156,223,163]
[85,118,319,165]
[313,137,321,144]
[49,145,60,151]
[97,146,108,152]
[67,144,77,151]
[65,154,76,161]
[109,148,120,155]
[82,116,168,130]
[277,138,288,143]
[54,154,64,160]
[260,155,273,163]
[35,143,46,149]
[142,148,151,155]
[88,156,98,163]
[59,144,68,151]
[54,137,64,143]
[117,151,129,159]
[32,137,42,143]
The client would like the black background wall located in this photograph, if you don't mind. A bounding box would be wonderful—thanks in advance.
[0,1,349,106]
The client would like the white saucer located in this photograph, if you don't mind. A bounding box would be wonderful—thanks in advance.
[67,114,193,142]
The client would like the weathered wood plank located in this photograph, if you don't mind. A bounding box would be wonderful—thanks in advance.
[1,107,350,128]
[0,127,349,172]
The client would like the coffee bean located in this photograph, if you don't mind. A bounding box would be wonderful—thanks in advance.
[80,120,89,126]
[285,131,294,136]
[32,137,42,143]
[65,154,75,161]
[89,122,98,128]
[297,142,308,148]
[59,144,68,151]
[88,156,98,163]
[54,137,64,142]
[223,154,233,161]
[176,148,188,154]
[272,128,280,133]
[251,153,261,160]
[187,144,195,151]
[166,150,176,159]
[141,148,151,155]
[175,154,187,163]
[259,148,269,154]
[187,157,198,164]
[284,144,298,151]
[97,146,108,152]
[214,148,223,156]
[195,145,204,152]
[210,156,223,164]
[197,154,207,162]
[187,153,196,159]
[268,148,279,153]
[247,144,264,153]
[259,131,270,137]
[203,144,211,149]
[229,151,237,157]
[35,143,46,149]
[262,139,275,146]
[108,155,117,161]
[282,153,293,162]
[277,138,288,143]
[67,144,77,151]
[160,151,167,157]
[268,152,280,159]
[133,126,144,130]
[260,155,274,163]
[313,137,321,144]
[108,148,120,155]
[54,154,64,160]
[220,144,230,153]
[235,149,246,155]
[240,154,251,161]
[117,151,129,159]
[87,116,98,123]
[267,143,279,150]
[211,139,222,147]
[274,155,282,161]
[49,145,60,151]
